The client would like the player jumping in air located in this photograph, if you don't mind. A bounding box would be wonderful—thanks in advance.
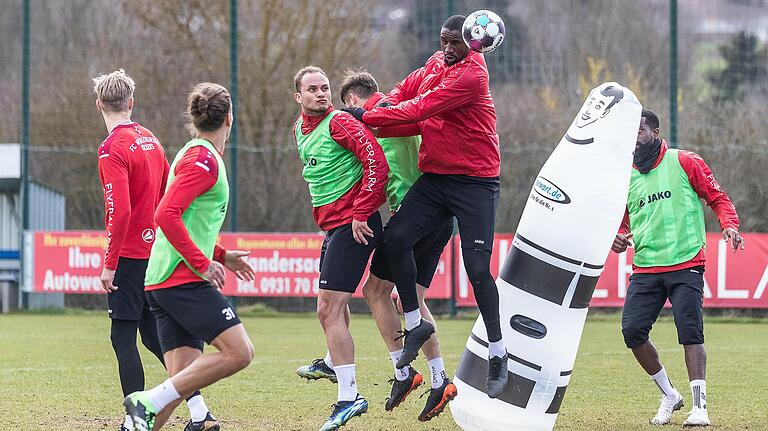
[342,15,508,398]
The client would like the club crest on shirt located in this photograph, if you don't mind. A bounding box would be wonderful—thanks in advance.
[142,228,155,243]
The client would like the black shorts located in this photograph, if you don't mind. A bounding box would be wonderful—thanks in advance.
[621,266,705,348]
[370,219,453,287]
[108,257,150,321]
[318,212,382,293]
[146,281,242,353]
[387,173,499,251]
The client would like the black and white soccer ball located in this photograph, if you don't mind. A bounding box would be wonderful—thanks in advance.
[462,10,506,54]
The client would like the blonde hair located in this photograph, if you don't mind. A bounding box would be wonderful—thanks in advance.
[92,69,135,113]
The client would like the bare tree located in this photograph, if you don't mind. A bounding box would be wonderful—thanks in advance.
[129,0,382,231]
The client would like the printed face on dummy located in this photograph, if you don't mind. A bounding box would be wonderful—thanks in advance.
[441,28,470,66]
[295,72,331,116]
[577,94,610,128]
[566,85,625,144]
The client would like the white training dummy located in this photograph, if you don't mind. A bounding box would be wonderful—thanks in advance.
[450,82,641,431]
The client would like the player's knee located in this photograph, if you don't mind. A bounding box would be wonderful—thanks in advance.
[110,332,128,352]
[110,323,136,352]
[464,259,493,286]
[621,324,649,349]
[228,339,255,371]
[362,278,389,303]
[381,223,417,257]
[463,251,492,285]
[678,326,704,346]
[316,297,342,328]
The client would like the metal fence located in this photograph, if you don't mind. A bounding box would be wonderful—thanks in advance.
[2,0,766,236]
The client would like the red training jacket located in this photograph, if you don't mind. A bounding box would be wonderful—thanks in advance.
[361,50,500,177]
[97,122,169,270]
[293,106,388,231]
[364,92,421,139]
[619,140,739,273]
[146,145,227,291]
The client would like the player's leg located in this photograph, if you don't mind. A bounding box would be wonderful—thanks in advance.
[361,266,424,412]
[667,266,709,427]
[316,212,382,431]
[382,174,451,368]
[621,272,683,425]
[411,220,457,420]
[151,346,203,431]
[124,284,252,431]
[296,236,346,383]
[156,347,221,431]
[446,175,507,397]
[108,257,152,430]
[110,319,144,431]
[139,303,219,431]
[138,324,252,431]
[137,267,214,429]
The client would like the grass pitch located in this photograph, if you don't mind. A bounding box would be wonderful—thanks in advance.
[0,311,766,430]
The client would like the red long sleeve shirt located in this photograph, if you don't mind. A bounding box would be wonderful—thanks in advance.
[364,92,421,139]
[294,107,388,231]
[145,145,227,291]
[619,141,739,273]
[361,50,500,177]
[97,123,169,270]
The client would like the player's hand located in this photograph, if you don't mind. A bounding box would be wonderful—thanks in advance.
[224,250,255,281]
[100,267,117,292]
[611,232,633,253]
[351,219,374,245]
[723,228,745,252]
[203,260,227,289]
[341,107,366,122]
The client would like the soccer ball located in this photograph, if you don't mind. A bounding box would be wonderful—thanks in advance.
[462,10,505,54]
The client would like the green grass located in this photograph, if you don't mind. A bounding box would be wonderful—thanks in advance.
[0,313,766,430]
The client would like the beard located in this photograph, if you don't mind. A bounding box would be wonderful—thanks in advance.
[304,104,328,116]
[633,138,662,174]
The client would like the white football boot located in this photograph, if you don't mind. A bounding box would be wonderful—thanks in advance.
[650,390,684,425]
[683,407,711,427]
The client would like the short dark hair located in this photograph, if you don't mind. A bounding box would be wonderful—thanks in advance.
[293,65,327,92]
[641,109,660,130]
[600,85,624,111]
[442,15,466,32]
[339,69,378,104]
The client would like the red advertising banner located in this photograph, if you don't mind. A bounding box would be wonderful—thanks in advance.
[24,231,768,309]
[591,233,768,308]
[24,231,452,299]
[217,232,452,299]
[25,231,108,293]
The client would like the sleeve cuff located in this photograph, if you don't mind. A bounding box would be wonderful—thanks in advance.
[213,245,227,264]
[193,259,211,275]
